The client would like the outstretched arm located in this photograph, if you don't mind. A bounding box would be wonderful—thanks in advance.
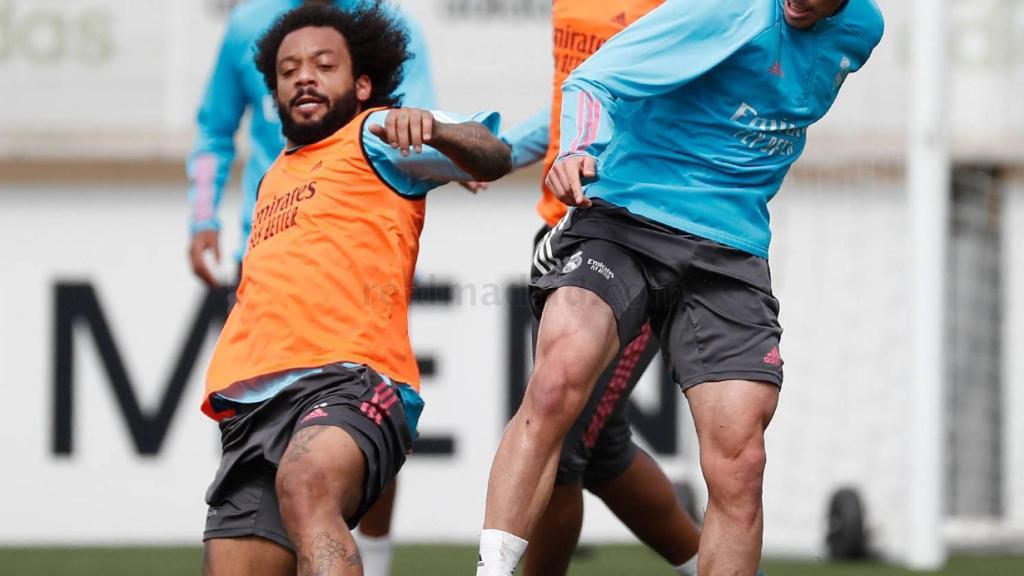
[429,119,512,182]
[368,108,512,183]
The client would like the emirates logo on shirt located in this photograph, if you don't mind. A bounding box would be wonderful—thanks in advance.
[730,102,806,158]
[249,180,318,250]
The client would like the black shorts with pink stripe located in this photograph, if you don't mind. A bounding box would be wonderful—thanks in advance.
[531,225,657,487]
[203,363,412,550]
[556,322,662,486]
[531,199,784,394]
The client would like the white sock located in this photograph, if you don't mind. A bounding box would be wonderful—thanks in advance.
[475,529,528,576]
[353,531,392,576]
[673,555,698,576]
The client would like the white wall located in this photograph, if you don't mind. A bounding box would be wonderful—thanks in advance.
[1004,175,1024,528]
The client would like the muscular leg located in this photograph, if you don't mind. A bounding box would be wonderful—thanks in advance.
[483,286,620,539]
[520,483,584,576]
[686,380,779,576]
[357,479,396,537]
[590,450,701,566]
[354,479,396,576]
[276,425,368,576]
[204,537,295,576]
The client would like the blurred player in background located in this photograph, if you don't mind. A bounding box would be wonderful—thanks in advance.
[186,1,435,573]
[477,1,884,575]
[496,1,702,574]
[199,4,509,576]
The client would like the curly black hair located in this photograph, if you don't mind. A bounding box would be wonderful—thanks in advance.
[254,1,411,108]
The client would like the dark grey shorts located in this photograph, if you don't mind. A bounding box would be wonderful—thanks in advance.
[554,323,661,487]
[531,199,784,392]
[203,363,413,550]
[532,226,654,487]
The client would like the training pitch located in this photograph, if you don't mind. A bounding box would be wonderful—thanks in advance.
[2,545,1023,575]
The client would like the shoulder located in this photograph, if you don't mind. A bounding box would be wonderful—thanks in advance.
[839,0,885,48]
[644,0,776,44]
[685,0,776,33]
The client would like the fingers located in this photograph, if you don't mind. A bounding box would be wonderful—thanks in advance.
[573,158,592,208]
[373,109,435,155]
[546,161,572,203]
[408,113,423,154]
[190,245,218,287]
[189,231,221,288]
[566,161,587,207]
[458,181,487,193]
[582,156,596,179]
[396,111,411,156]
[421,112,433,143]
[545,156,595,208]
[545,161,569,203]
[385,110,398,150]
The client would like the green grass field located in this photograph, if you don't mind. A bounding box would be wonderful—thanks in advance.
[1,545,1022,575]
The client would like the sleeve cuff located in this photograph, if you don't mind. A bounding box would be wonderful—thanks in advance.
[431,109,502,134]
[190,220,221,235]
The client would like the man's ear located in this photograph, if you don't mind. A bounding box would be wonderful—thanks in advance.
[355,75,372,103]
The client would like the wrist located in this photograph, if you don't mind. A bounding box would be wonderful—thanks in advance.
[430,119,452,146]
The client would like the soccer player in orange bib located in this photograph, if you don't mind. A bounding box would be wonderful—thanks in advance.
[492,1,702,574]
[199,4,511,575]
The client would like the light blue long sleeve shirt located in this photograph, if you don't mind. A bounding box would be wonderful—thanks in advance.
[501,106,551,171]
[186,0,437,260]
[559,0,884,258]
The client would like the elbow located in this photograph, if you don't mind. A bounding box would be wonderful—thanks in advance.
[472,141,513,182]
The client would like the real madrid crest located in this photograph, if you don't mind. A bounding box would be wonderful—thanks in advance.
[562,251,583,274]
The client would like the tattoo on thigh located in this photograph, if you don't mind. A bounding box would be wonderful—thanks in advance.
[297,531,361,575]
[284,425,328,465]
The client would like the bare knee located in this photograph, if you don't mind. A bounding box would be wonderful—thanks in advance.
[521,363,589,434]
[701,435,767,520]
[522,287,619,432]
[276,465,333,530]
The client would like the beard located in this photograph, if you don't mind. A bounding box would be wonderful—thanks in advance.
[278,87,359,147]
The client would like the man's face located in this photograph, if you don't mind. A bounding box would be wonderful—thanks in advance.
[782,0,845,29]
[274,26,370,146]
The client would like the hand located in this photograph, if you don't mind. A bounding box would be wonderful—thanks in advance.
[544,155,595,208]
[189,229,221,287]
[458,181,488,193]
[368,108,436,157]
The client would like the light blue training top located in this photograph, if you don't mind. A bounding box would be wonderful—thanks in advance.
[186,0,437,260]
[556,0,884,258]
